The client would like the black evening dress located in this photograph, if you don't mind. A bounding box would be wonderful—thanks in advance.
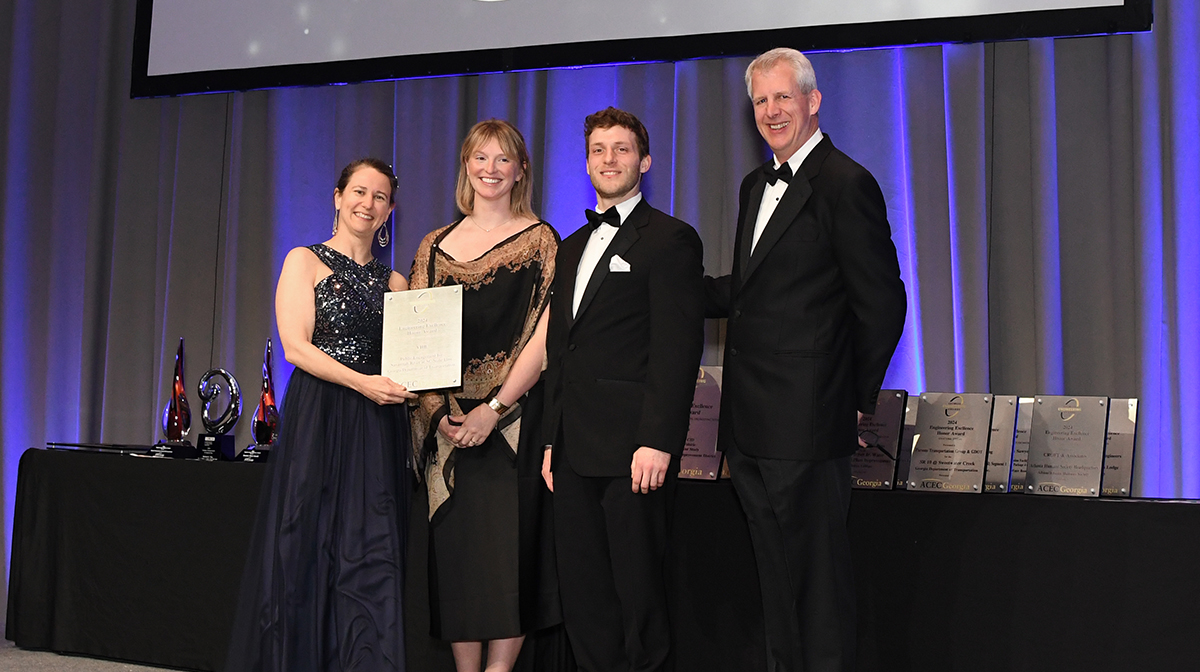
[410,221,561,643]
[225,244,409,672]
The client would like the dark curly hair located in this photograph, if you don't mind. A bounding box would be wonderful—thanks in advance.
[584,107,650,159]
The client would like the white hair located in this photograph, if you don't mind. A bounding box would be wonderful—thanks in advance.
[745,48,818,98]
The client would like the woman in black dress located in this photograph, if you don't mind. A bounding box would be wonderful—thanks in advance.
[225,158,416,672]
[410,120,560,672]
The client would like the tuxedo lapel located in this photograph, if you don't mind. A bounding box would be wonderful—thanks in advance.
[742,137,833,281]
[572,199,647,327]
[738,170,767,280]
[558,230,588,329]
[743,175,811,280]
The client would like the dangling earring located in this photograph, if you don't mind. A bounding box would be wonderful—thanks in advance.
[332,209,339,236]
[376,224,390,248]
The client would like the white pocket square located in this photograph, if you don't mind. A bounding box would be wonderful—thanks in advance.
[608,255,631,272]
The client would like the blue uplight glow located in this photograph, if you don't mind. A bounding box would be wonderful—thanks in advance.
[1168,0,1199,498]
[942,49,967,394]
[885,49,927,395]
[3,0,37,590]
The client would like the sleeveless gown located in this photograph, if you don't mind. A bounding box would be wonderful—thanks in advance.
[224,244,409,672]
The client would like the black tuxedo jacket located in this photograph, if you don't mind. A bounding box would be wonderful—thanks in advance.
[706,136,907,461]
[544,199,705,477]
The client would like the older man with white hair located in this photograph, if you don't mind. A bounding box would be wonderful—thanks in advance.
[704,48,907,672]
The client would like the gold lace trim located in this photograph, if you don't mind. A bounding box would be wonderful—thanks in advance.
[409,221,557,520]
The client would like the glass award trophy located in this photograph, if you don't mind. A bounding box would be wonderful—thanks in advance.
[240,339,279,463]
[151,338,200,458]
[197,369,241,462]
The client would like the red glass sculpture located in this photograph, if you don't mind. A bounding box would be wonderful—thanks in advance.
[160,337,192,443]
[251,339,280,446]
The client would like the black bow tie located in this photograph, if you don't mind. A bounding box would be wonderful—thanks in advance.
[763,162,793,186]
[585,207,621,230]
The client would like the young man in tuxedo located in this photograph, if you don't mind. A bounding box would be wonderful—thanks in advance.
[541,106,705,672]
[704,49,907,672]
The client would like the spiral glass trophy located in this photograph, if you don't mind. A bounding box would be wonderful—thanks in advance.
[197,368,241,461]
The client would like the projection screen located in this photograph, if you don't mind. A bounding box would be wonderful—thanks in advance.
[131,0,1152,97]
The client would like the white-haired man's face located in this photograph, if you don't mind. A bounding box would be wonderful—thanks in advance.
[750,64,821,163]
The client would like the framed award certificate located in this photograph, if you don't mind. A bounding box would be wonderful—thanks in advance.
[381,285,463,392]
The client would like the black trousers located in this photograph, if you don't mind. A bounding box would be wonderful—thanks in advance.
[726,444,855,672]
[553,451,677,672]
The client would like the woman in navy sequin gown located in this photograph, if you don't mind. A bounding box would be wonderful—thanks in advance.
[225,159,416,672]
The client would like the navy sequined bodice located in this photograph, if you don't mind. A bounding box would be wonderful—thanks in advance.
[308,244,392,370]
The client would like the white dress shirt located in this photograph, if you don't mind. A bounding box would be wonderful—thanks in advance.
[572,192,643,318]
[751,129,823,254]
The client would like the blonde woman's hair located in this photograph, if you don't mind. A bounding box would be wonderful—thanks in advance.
[455,119,537,220]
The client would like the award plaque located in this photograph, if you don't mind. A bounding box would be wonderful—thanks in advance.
[197,368,241,462]
[1101,398,1138,497]
[983,395,1018,492]
[894,395,919,489]
[906,393,993,493]
[1010,397,1036,492]
[679,366,722,480]
[382,285,463,392]
[1025,396,1109,497]
[851,390,907,489]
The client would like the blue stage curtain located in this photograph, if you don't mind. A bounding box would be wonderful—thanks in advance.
[2,0,1199,600]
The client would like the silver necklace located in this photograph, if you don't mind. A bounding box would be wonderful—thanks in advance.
[467,215,512,233]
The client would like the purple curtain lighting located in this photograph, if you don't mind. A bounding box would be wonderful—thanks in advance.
[3,0,1200,599]
[1167,0,1200,497]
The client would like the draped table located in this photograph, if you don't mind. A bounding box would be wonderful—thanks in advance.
[7,447,1199,671]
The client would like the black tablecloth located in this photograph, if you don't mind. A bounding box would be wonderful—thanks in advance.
[5,448,264,670]
[8,447,1200,671]
[849,489,1200,671]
